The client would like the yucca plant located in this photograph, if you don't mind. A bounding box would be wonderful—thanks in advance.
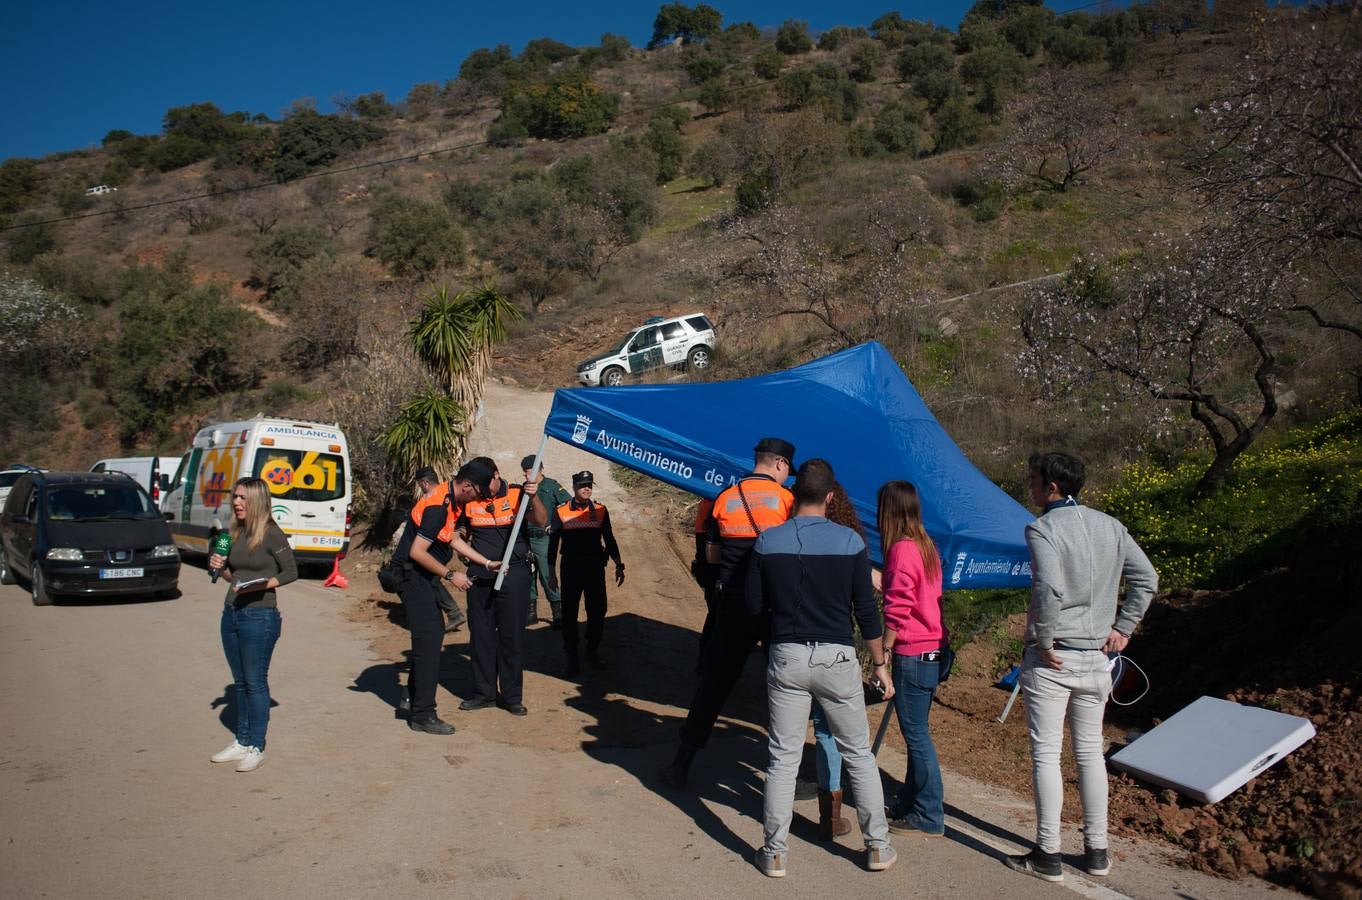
[379,389,466,479]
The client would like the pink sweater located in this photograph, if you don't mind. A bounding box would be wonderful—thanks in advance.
[882,539,948,656]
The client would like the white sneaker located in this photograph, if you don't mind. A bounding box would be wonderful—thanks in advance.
[235,747,265,772]
[211,740,249,763]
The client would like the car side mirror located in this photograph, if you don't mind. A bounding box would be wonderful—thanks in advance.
[162,511,175,520]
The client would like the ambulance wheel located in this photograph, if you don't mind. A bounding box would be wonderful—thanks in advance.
[601,366,625,387]
[687,345,711,371]
[31,565,53,606]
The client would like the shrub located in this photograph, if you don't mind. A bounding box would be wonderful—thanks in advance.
[1003,5,1055,56]
[366,193,466,278]
[914,71,965,112]
[266,110,385,181]
[262,378,309,409]
[0,158,43,213]
[498,74,620,140]
[753,45,784,80]
[1106,33,1137,72]
[683,48,725,85]
[459,45,514,92]
[1044,27,1106,66]
[5,217,59,264]
[818,25,868,51]
[247,225,335,308]
[871,102,931,156]
[848,40,887,83]
[933,94,986,151]
[352,92,394,119]
[897,42,955,80]
[697,77,734,114]
[31,254,117,305]
[443,178,496,221]
[520,37,578,66]
[647,107,691,183]
[777,64,861,123]
[775,20,813,54]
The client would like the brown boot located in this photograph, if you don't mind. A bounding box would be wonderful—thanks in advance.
[818,790,851,839]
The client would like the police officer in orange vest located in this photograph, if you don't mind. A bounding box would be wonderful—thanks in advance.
[660,437,796,789]
[455,457,548,717]
[549,470,624,677]
[390,459,498,735]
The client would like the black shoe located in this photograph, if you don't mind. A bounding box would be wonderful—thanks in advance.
[459,695,495,711]
[888,817,944,837]
[408,717,455,735]
[1084,846,1110,876]
[1005,847,1063,883]
[496,696,528,716]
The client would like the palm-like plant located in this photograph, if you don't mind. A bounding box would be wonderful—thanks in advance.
[379,389,466,479]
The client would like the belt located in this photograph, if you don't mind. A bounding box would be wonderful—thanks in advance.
[896,648,947,662]
[1052,642,1103,652]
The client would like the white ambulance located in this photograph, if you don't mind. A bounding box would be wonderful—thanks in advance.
[160,417,352,564]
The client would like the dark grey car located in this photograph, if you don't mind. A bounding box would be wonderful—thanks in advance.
[0,472,180,605]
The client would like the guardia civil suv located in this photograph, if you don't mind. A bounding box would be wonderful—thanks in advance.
[576,313,717,387]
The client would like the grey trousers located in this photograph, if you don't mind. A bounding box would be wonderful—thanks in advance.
[1021,646,1113,853]
[761,642,890,857]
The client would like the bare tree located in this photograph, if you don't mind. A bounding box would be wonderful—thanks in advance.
[232,191,284,235]
[1190,9,1362,395]
[1020,240,1290,494]
[304,176,362,237]
[284,256,376,369]
[989,69,1127,192]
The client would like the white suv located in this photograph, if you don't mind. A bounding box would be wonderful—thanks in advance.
[576,314,717,386]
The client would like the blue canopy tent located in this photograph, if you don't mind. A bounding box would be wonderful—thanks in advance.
[543,341,1034,589]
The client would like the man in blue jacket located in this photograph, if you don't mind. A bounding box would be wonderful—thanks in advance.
[746,458,897,878]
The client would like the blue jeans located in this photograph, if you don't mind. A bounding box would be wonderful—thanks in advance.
[889,653,945,833]
[811,702,841,792]
[220,606,282,750]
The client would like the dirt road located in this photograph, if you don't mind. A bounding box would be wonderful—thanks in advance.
[0,380,1296,899]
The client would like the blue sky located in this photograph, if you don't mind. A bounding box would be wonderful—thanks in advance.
[5,0,1025,162]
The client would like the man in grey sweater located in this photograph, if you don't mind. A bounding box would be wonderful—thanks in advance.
[1007,451,1158,885]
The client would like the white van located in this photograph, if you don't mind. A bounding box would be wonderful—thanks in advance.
[90,456,181,508]
[159,417,351,564]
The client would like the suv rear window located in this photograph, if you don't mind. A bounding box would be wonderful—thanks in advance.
[685,315,713,333]
[253,449,346,502]
[46,484,157,521]
[660,321,686,339]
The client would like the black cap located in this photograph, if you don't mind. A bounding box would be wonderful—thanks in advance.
[454,459,496,499]
[520,454,537,472]
[754,437,796,465]
[413,466,438,484]
[572,470,594,488]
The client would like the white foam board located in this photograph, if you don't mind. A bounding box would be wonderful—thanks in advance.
[1109,695,1315,804]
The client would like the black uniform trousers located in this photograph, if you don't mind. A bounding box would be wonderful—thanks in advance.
[466,563,531,705]
[560,561,607,655]
[679,596,768,750]
[398,570,446,721]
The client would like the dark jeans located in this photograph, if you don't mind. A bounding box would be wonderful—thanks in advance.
[220,605,282,750]
[679,604,766,750]
[560,561,607,655]
[399,571,446,721]
[466,564,530,705]
[889,652,947,833]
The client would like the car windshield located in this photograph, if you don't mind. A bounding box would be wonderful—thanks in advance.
[608,330,638,355]
[46,485,156,521]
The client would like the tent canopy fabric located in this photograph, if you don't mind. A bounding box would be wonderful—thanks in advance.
[544,342,1034,589]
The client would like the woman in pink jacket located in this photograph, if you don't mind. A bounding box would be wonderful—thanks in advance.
[877,481,951,837]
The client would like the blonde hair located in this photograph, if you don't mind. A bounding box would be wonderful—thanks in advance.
[230,477,273,551]
[876,481,940,578]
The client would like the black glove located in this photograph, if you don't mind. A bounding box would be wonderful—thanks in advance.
[614,563,625,587]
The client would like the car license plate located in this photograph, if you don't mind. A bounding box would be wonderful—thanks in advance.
[99,568,144,579]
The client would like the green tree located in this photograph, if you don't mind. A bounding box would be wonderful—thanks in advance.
[698,77,734,114]
[872,101,931,155]
[683,47,726,84]
[753,45,784,80]
[1044,27,1106,66]
[353,92,394,119]
[265,110,385,181]
[520,37,578,66]
[459,45,514,92]
[1002,5,1055,56]
[775,20,814,54]
[379,390,466,480]
[0,159,42,214]
[367,193,466,279]
[914,71,965,112]
[777,63,861,122]
[648,3,723,48]
[404,82,441,119]
[818,25,868,51]
[647,107,690,183]
[933,94,985,151]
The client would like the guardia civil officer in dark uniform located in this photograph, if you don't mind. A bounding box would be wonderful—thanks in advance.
[660,437,796,789]
[548,470,624,677]
[390,459,497,734]
[691,496,718,667]
[456,457,548,717]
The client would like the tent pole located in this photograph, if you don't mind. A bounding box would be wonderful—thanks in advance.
[493,432,548,592]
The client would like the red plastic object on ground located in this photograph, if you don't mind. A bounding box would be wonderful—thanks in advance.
[322,558,349,589]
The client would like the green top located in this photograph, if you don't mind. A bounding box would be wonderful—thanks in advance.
[225,521,299,609]
[528,476,570,536]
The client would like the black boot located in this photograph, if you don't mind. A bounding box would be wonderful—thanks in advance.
[659,744,696,790]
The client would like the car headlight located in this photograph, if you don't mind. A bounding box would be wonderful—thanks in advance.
[150,545,179,558]
[46,548,83,561]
